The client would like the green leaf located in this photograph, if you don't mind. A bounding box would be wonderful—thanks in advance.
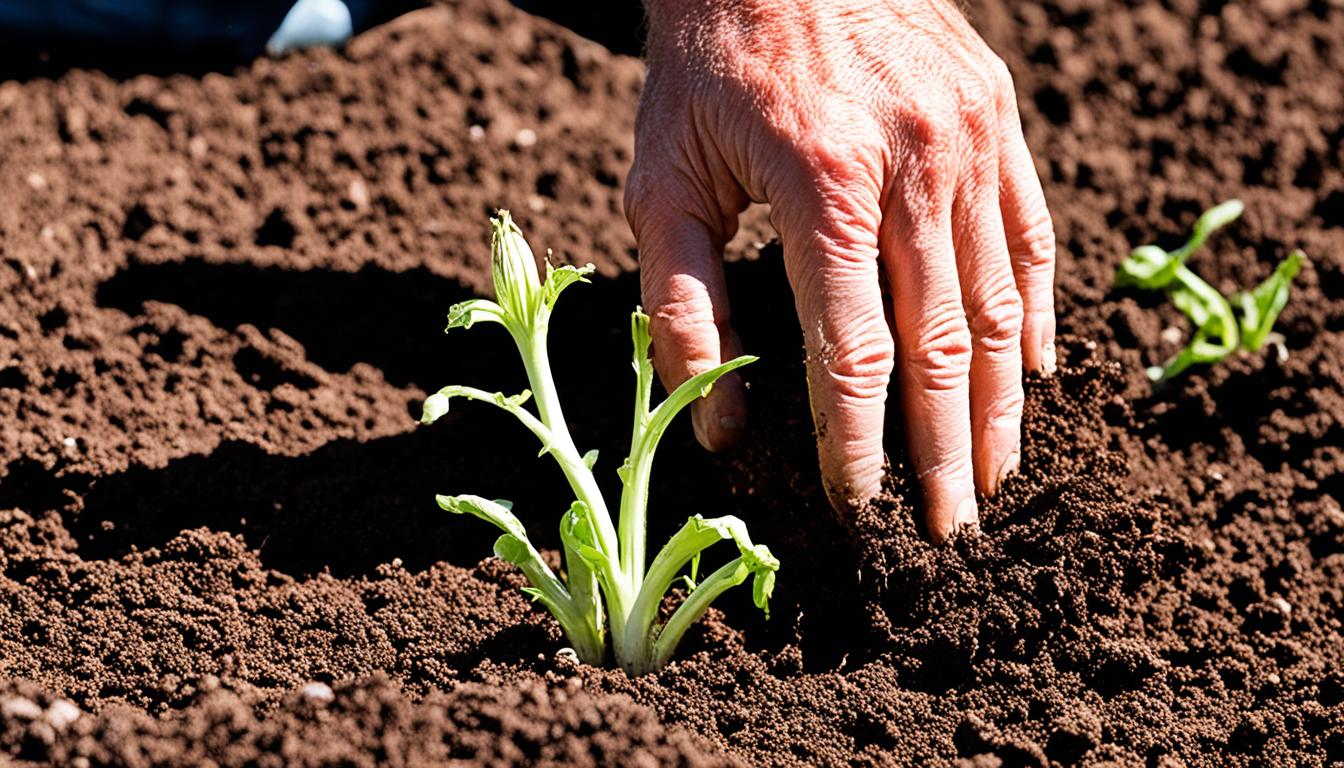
[1153,266,1239,381]
[1169,285,1214,330]
[1116,200,1243,291]
[1116,245,1182,290]
[420,385,559,458]
[1148,333,1235,382]
[542,260,596,309]
[622,514,780,672]
[1238,250,1306,352]
[557,501,608,649]
[438,494,530,541]
[446,298,505,331]
[494,533,535,565]
[1177,199,1244,260]
[752,568,776,616]
[559,501,610,572]
[646,540,779,672]
[642,355,757,456]
[582,449,599,470]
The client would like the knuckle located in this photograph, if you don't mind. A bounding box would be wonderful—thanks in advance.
[648,300,721,366]
[987,391,1026,426]
[623,167,654,227]
[891,110,958,203]
[986,55,1016,98]
[809,322,894,402]
[650,288,720,329]
[969,285,1025,356]
[958,91,997,145]
[900,105,958,160]
[791,126,885,203]
[904,306,973,391]
[1013,216,1057,274]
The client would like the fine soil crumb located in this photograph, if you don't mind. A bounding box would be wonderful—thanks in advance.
[0,0,1340,765]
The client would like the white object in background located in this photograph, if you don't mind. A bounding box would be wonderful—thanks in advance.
[266,0,353,55]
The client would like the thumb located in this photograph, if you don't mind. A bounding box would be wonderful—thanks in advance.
[626,176,746,452]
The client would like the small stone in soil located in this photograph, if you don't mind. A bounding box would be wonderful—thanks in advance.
[300,682,334,703]
[45,700,80,729]
[2,697,42,721]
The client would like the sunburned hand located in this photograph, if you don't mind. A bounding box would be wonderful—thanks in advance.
[626,0,1057,542]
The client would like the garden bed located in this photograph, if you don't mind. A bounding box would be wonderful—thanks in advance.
[0,0,1340,764]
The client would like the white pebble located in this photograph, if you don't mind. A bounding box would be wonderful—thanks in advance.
[1160,326,1184,345]
[347,178,370,211]
[514,128,537,148]
[301,682,334,703]
[62,436,76,448]
[468,124,485,141]
[1271,596,1292,615]
[45,699,80,729]
[2,696,43,720]
[25,172,47,190]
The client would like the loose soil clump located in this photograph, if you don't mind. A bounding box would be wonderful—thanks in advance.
[0,0,1340,765]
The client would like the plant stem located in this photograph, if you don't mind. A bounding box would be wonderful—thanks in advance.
[517,331,621,568]
[1173,266,1239,349]
[514,328,632,643]
[648,557,750,673]
[618,446,651,596]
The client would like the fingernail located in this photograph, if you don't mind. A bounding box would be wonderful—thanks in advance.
[719,414,744,431]
[995,450,1020,494]
[1041,339,1057,376]
[954,496,979,533]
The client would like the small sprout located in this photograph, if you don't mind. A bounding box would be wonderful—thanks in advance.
[1238,249,1306,352]
[1115,200,1308,381]
[420,211,777,674]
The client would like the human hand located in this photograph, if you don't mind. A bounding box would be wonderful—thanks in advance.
[625,0,1057,541]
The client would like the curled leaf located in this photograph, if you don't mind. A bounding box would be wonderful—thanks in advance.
[559,501,607,570]
[1116,245,1181,290]
[420,392,451,425]
[542,260,596,309]
[446,298,504,332]
[1179,199,1244,259]
[436,494,529,541]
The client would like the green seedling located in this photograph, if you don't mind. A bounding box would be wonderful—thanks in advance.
[420,211,777,674]
[1116,200,1307,381]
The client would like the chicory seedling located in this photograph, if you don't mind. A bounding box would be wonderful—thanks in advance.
[1115,200,1307,381]
[420,211,778,674]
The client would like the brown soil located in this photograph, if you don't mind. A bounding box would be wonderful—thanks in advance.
[0,0,1340,765]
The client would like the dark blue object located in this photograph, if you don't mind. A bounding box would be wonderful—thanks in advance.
[0,0,379,62]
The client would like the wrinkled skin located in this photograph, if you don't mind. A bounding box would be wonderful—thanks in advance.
[626,0,1057,542]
